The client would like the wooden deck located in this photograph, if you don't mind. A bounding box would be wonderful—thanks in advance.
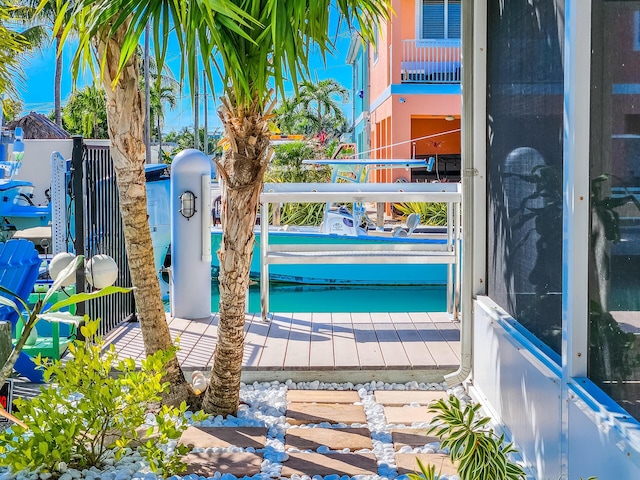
[103,312,461,384]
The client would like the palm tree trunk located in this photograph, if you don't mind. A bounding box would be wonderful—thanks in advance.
[54,32,63,127]
[201,96,271,416]
[158,117,162,161]
[94,22,195,407]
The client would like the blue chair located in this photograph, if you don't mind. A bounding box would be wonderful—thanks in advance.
[0,239,45,382]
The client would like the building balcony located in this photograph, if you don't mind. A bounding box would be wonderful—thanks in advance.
[401,39,461,84]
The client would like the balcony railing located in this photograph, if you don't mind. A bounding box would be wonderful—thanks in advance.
[401,39,461,84]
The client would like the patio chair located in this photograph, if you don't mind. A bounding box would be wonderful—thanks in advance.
[0,239,75,382]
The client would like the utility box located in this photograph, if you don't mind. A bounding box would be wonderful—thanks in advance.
[170,149,212,319]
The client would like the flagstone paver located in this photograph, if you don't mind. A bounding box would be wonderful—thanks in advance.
[395,453,457,476]
[383,406,438,425]
[286,390,361,404]
[285,427,373,451]
[281,452,378,477]
[182,452,263,477]
[179,426,267,449]
[391,428,440,450]
[286,403,367,425]
[374,390,447,406]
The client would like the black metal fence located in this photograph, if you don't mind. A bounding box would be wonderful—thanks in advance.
[70,136,135,335]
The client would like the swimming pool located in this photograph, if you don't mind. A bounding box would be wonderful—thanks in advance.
[166,282,448,313]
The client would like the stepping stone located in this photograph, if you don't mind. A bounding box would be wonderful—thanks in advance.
[374,390,447,406]
[179,426,267,449]
[182,452,263,477]
[285,427,373,451]
[383,406,437,425]
[391,428,440,450]
[396,453,457,476]
[281,452,378,477]
[287,403,367,425]
[287,390,360,404]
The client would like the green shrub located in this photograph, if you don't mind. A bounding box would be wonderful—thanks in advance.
[408,457,440,480]
[393,202,448,226]
[0,319,205,477]
[264,141,331,226]
[426,395,526,480]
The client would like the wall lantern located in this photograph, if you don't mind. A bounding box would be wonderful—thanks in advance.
[179,190,197,219]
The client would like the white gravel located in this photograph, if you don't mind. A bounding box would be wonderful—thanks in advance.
[1,381,465,480]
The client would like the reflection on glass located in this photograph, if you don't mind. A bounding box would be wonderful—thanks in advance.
[589,1,640,420]
[486,0,565,354]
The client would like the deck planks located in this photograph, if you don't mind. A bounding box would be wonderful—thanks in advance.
[103,311,461,374]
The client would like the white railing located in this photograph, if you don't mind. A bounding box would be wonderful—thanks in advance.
[401,39,461,83]
[259,182,462,320]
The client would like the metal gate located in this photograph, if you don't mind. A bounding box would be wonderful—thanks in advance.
[69,136,135,335]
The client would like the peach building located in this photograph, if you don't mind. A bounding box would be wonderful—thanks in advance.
[347,0,461,183]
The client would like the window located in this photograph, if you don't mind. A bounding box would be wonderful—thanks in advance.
[486,0,565,354]
[590,0,640,421]
[422,0,461,39]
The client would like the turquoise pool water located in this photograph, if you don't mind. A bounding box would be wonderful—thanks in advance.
[203,282,448,313]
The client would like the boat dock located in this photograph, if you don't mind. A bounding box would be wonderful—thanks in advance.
[103,311,461,384]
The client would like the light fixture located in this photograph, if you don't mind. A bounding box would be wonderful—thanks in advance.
[49,252,77,287]
[444,115,455,121]
[85,254,119,289]
[179,190,197,219]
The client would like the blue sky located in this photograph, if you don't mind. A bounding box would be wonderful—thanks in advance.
[18,20,355,134]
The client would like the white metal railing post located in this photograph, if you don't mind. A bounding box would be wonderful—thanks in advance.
[447,200,454,314]
[454,201,461,320]
[260,200,269,321]
[50,152,68,254]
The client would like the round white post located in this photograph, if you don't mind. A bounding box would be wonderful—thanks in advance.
[170,149,212,319]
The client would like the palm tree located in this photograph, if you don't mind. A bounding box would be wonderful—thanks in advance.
[136,45,179,154]
[54,1,257,408]
[62,84,108,138]
[0,1,44,104]
[18,0,69,127]
[298,79,349,137]
[57,0,389,415]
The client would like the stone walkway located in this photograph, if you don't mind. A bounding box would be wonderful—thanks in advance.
[179,389,457,479]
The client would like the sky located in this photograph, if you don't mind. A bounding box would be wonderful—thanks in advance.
[17,18,355,135]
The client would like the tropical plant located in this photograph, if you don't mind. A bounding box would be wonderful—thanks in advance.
[136,44,179,151]
[407,457,440,480]
[427,395,526,480]
[0,2,31,100]
[265,141,331,226]
[24,0,71,127]
[299,79,349,137]
[62,83,108,138]
[50,0,250,408]
[164,127,220,158]
[393,201,448,226]
[1,97,22,122]
[55,0,390,415]
[0,319,203,477]
[274,79,349,139]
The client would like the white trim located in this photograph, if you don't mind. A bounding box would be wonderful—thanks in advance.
[563,0,591,394]
[472,0,487,295]
[562,0,592,476]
